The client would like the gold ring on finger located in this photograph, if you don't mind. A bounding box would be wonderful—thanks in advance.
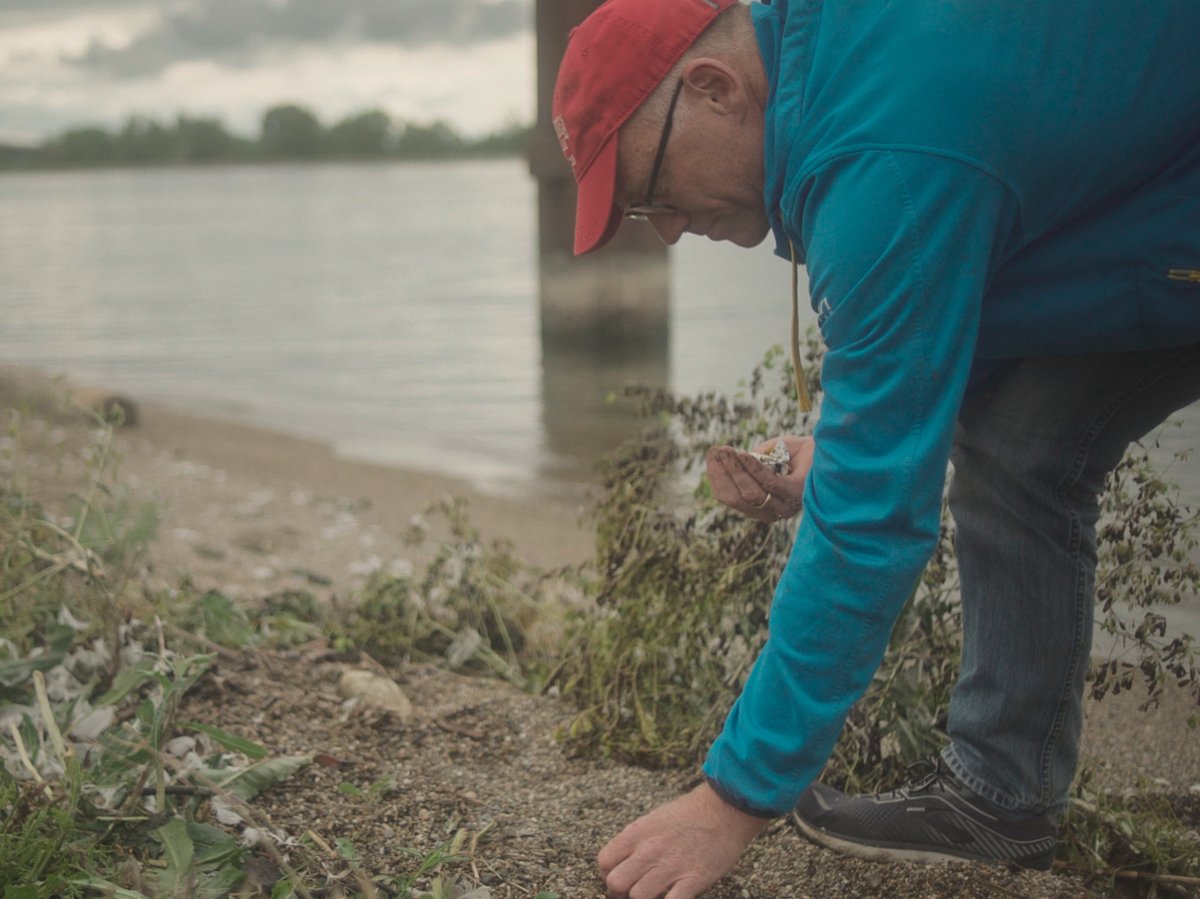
[754,492,773,510]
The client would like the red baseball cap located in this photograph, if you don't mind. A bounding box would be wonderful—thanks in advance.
[552,0,738,255]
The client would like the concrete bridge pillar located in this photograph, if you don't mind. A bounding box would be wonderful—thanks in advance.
[529,0,671,349]
[529,0,672,471]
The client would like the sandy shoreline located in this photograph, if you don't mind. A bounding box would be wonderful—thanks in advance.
[129,396,598,567]
[2,364,594,608]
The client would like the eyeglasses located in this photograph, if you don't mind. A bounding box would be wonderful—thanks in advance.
[624,80,684,221]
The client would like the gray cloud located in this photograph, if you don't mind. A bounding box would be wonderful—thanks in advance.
[0,1,154,9]
[65,0,532,78]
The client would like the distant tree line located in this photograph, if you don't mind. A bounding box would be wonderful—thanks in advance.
[0,103,531,170]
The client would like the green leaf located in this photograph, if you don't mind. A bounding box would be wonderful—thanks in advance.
[95,661,157,705]
[163,821,248,899]
[182,721,268,759]
[195,864,246,899]
[0,653,63,688]
[187,819,246,866]
[155,817,196,895]
[71,878,150,899]
[270,879,296,899]
[159,653,214,701]
[44,621,76,655]
[336,836,358,862]
[4,886,41,899]
[196,754,312,800]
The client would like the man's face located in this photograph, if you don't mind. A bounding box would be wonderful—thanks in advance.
[615,79,770,249]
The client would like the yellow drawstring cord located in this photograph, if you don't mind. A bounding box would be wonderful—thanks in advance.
[790,240,813,412]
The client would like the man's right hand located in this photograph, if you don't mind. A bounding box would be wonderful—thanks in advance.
[705,435,814,523]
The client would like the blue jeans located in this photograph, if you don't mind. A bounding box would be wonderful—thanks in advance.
[942,342,1200,817]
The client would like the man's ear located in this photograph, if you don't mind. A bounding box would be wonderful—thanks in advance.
[681,59,745,116]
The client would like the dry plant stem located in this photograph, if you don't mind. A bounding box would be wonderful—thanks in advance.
[0,547,82,602]
[304,827,382,899]
[1055,863,1200,888]
[33,670,71,764]
[29,517,106,577]
[305,828,337,857]
[70,418,114,544]
[468,823,493,888]
[7,719,45,784]
[1113,870,1200,887]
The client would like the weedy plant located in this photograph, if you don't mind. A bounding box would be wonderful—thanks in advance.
[1059,768,1200,893]
[1091,441,1200,716]
[0,409,315,896]
[338,496,572,688]
[554,345,810,766]
[551,338,1199,889]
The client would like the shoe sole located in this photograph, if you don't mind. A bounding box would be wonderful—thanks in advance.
[791,810,1055,871]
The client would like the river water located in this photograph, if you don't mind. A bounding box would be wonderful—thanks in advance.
[2,159,1197,637]
[0,159,795,490]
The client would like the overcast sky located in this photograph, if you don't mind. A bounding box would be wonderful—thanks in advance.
[0,0,536,144]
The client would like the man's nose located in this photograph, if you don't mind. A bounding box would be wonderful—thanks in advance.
[650,213,688,245]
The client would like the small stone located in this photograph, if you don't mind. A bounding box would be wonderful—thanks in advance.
[212,797,243,826]
[337,669,413,720]
[456,888,492,899]
[163,735,195,757]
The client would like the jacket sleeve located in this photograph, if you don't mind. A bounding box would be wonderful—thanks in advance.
[703,150,1021,815]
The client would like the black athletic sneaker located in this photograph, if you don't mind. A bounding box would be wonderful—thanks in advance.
[792,756,1058,871]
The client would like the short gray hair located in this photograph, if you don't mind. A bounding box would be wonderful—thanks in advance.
[632,3,751,127]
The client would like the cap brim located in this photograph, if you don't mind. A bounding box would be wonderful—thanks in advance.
[573,135,623,255]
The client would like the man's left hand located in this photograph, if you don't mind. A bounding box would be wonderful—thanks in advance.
[598,782,771,898]
[706,435,813,523]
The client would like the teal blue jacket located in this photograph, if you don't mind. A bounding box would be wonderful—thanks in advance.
[703,0,1200,815]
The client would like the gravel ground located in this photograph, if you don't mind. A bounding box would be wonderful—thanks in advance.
[182,649,1098,898]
